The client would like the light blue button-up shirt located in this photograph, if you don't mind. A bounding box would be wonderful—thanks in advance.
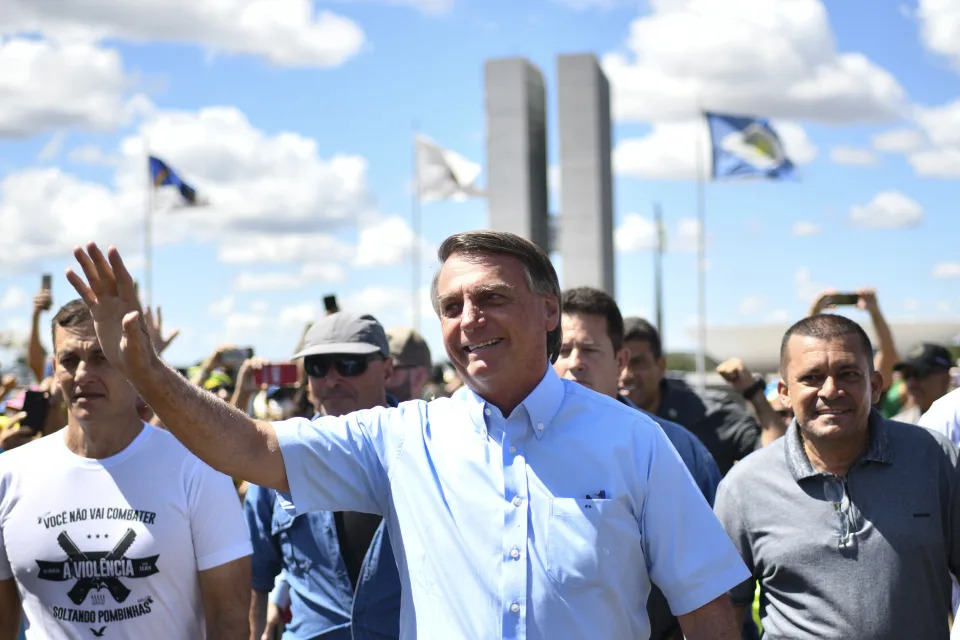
[276,366,748,639]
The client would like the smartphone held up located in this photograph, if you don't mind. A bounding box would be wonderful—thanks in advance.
[253,363,299,387]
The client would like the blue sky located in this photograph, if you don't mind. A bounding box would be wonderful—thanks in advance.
[2,0,960,371]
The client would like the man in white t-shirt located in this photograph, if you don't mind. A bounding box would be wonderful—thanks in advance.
[0,299,252,639]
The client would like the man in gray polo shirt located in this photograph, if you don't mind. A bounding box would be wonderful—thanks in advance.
[715,313,960,639]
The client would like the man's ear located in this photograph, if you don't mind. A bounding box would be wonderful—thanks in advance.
[869,369,884,405]
[777,378,790,410]
[543,295,560,332]
[615,347,630,371]
[381,357,394,382]
[656,355,667,378]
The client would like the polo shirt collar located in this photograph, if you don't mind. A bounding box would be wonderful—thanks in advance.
[456,362,564,440]
[785,408,892,481]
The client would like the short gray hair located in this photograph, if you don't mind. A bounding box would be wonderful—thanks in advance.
[430,230,563,363]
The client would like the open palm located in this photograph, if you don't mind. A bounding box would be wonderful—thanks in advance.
[66,243,158,379]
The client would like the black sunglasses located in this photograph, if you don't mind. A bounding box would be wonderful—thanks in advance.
[304,353,382,379]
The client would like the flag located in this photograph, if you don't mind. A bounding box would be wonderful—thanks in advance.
[705,112,795,180]
[415,135,484,203]
[149,155,200,205]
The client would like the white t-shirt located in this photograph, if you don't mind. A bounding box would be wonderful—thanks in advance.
[0,424,251,639]
[919,387,960,447]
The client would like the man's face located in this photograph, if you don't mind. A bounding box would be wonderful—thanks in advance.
[385,365,428,403]
[435,252,559,404]
[306,354,392,417]
[779,333,882,444]
[902,368,951,413]
[619,338,666,410]
[554,312,627,398]
[53,322,140,424]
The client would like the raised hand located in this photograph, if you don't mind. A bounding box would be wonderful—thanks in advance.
[143,305,180,355]
[65,244,159,381]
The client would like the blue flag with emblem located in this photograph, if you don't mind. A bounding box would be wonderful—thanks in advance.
[705,112,795,180]
[148,155,199,205]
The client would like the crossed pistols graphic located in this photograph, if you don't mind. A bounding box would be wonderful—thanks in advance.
[35,528,160,605]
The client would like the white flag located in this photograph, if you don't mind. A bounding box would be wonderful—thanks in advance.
[416,134,484,203]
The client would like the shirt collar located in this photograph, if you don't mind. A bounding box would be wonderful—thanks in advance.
[454,363,564,440]
[785,408,892,481]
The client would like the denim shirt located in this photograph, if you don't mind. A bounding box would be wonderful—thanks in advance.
[245,484,401,640]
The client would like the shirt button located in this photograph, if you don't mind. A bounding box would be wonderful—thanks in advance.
[510,602,520,613]
[510,547,521,559]
[509,445,517,454]
[512,496,522,507]
[484,408,492,416]
[536,423,544,431]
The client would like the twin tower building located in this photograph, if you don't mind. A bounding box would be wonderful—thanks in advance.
[485,54,615,295]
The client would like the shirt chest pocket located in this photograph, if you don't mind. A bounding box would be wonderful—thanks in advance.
[545,497,640,589]
[271,502,318,578]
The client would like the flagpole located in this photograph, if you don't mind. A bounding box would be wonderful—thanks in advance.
[653,202,664,344]
[695,114,707,392]
[411,122,421,333]
[144,139,154,310]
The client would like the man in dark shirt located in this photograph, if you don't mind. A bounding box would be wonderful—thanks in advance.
[245,312,400,640]
[619,317,762,475]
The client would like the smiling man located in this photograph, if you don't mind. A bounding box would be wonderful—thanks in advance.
[65,231,748,639]
[0,299,251,640]
[714,314,960,639]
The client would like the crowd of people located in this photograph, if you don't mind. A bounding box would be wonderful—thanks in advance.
[0,230,958,639]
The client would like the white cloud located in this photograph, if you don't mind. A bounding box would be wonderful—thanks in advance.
[615,214,658,252]
[614,118,815,180]
[774,121,818,163]
[603,0,905,124]
[872,128,926,152]
[791,221,820,236]
[341,286,412,320]
[907,148,960,178]
[551,0,623,9]
[233,262,347,293]
[67,145,120,166]
[5,0,364,69]
[218,233,354,265]
[0,287,27,311]
[207,295,235,316]
[614,214,698,253]
[0,37,139,138]
[0,106,380,272]
[37,132,66,161]
[849,190,923,228]
[353,216,427,268]
[914,99,960,147]
[829,146,879,166]
[933,262,960,279]
[795,266,827,303]
[918,0,960,70]
[738,295,767,317]
[382,0,455,14]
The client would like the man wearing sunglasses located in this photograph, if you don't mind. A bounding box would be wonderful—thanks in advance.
[890,342,954,425]
[244,311,400,640]
[715,314,960,639]
[66,232,748,640]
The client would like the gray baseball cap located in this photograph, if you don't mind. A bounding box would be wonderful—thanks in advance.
[292,311,389,359]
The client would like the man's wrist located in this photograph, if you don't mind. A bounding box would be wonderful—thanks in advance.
[741,376,766,400]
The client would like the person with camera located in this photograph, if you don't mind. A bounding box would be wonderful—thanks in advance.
[244,311,400,640]
[0,299,251,639]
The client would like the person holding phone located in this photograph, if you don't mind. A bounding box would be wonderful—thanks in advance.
[0,299,252,639]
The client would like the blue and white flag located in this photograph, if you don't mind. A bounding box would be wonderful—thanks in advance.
[705,112,795,180]
[149,155,202,206]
